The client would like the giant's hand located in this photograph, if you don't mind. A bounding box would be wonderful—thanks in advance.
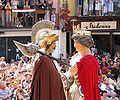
[70,65,78,76]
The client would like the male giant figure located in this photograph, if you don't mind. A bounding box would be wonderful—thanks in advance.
[29,20,66,100]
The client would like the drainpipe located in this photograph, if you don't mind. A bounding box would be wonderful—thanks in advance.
[5,37,8,62]
[110,32,113,55]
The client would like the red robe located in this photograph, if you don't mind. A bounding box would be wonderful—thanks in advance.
[30,55,66,100]
[76,54,101,100]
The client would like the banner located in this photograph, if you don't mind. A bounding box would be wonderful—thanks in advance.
[12,9,35,12]
[81,21,117,30]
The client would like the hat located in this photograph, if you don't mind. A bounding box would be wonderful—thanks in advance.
[34,29,58,48]
[31,20,58,54]
[12,81,18,85]
[25,72,32,77]
[72,30,94,48]
[31,20,58,47]
[6,82,10,86]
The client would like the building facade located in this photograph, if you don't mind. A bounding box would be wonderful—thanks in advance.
[63,0,120,57]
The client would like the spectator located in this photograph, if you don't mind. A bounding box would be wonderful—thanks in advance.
[15,17,23,27]
[1,0,6,27]
[38,1,46,20]
[51,10,56,22]
[100,76,115,97]
[47,0,53,10]
[106,70,114,79]
[17,0,24,9]
[0,81,12,100]
[108,59,114,69]
[28,13,33,27]
[111,62,119,81]
[39,0,47,10]
[22,72,32,91]
[5,1,12,27]
[0,0,2,27]
[91,44,98,55]
[109,92,119,100]
[115,75,120,95]
[44,8,50,20]
[0,57,6,67]
[103,0,108,16]
[24,13,29,27]
[113,0,120,15]
[95,0,102,16]
[16,84,29,100]
[11,0,18,9]
[24,0,30,9]
[108,0,114,15]
[114,51,120,62]
[20,13,25,27]
[11,0,18,26]
[29,0,39,9]
[101,90,110,100]
[89,1,94,16]
[100,56,109,75]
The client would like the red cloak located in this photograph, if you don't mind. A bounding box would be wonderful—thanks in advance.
[76,54,101,100]
[30,55,66,100]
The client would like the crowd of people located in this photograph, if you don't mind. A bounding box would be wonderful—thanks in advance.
[0,0,54,28]
[77,0,120,16]
[0,56,32,99]
[0,48,120,99]
[91,47,120,100]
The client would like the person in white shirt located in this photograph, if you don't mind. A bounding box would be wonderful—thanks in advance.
[95,0,102,15]
[108,0,114,15]
[0,81,12,100]
[101,90,110,100]
[0,57,6,67]
[109,92,119,100]
[100,77,115,97]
